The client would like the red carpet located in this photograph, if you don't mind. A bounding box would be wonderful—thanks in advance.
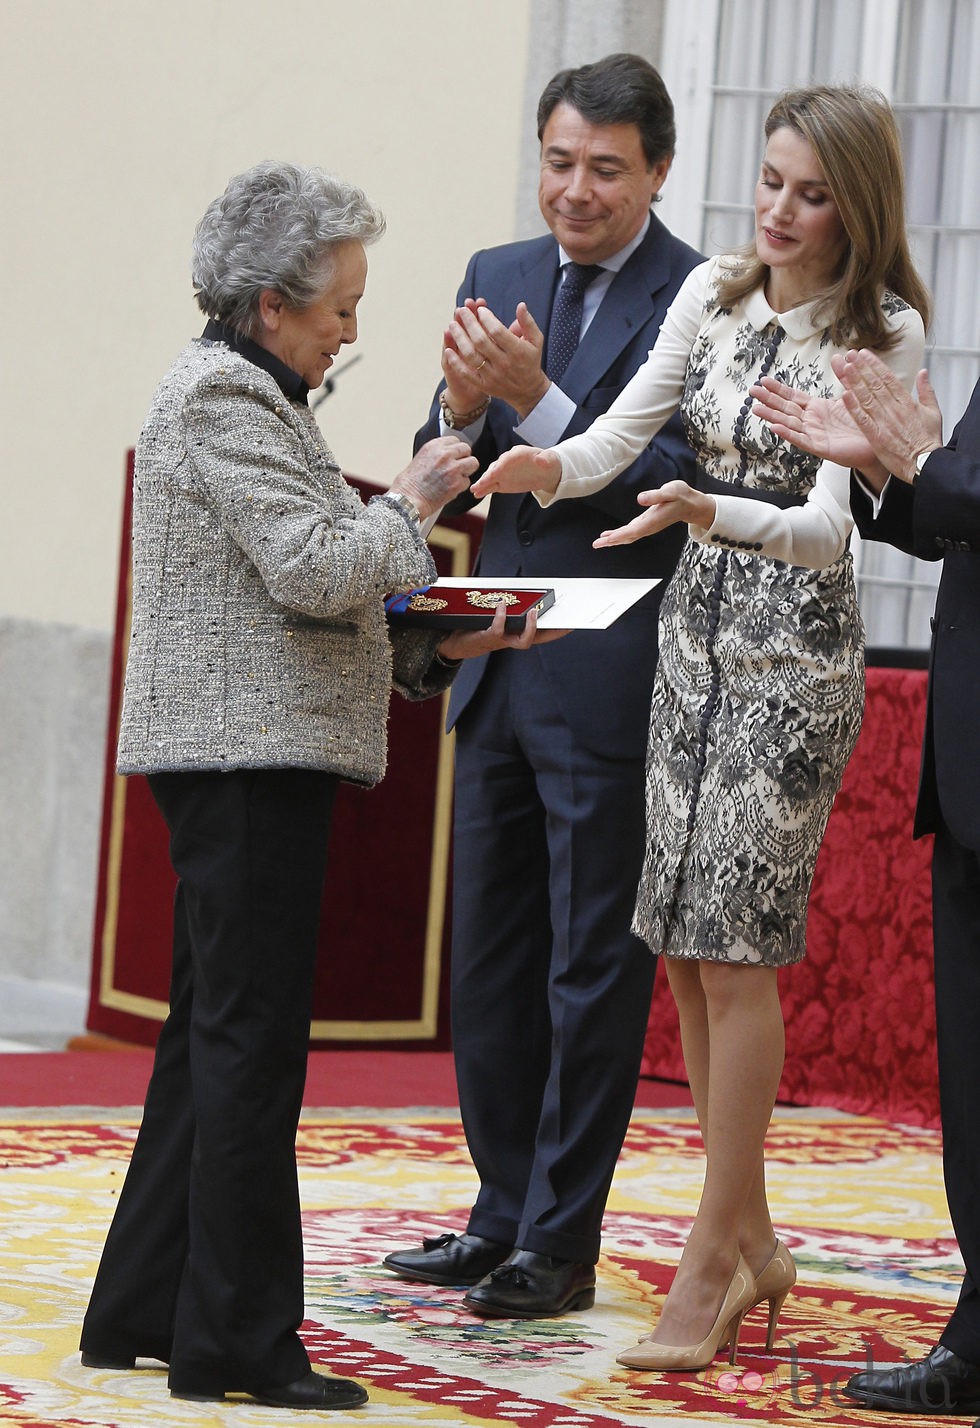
[0,1049,693,1112]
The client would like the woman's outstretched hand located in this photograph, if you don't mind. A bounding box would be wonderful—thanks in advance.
[470,447,562,499]
[593,481,715,548]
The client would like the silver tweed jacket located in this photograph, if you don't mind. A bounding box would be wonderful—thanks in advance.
[117,338,451,785]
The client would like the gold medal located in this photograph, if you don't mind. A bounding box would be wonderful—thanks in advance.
[466,590,519,609]
[407,593,449,612]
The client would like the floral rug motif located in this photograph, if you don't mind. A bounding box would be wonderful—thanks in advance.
[0,1105,962,1427]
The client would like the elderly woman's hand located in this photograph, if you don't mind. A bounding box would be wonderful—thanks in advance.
[438,602,568,660]
[391,437,479,520]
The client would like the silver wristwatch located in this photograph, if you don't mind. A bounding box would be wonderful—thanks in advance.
[382,490,422,529]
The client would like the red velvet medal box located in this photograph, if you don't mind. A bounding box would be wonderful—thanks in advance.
[386,582,555,632]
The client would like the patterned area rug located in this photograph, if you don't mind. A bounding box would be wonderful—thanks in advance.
[0,1104,962,1427]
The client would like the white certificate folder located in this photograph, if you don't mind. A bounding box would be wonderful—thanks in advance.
[432,576,660,630]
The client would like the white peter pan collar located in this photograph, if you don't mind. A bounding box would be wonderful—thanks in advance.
[743,282,826,341]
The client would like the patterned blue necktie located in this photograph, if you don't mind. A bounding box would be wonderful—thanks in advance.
[546,262,603,382]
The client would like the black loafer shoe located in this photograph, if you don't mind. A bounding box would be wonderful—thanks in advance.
[463,1249,596,1319]
[383,1231,511,1286]
[843,1344,980,1414]
[171,1371,368,1409]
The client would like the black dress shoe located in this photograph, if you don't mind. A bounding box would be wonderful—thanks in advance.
[844,1344,980,1414]
[171,1370,368,1409]
[252,1372,368,1410]
[383,1231,511,1285]
[463,1249,596,1319]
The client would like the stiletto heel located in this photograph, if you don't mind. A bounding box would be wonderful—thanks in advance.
[725,1304,748,1367]
[616,1256,756,1372]
[763,1289,791,1351]
[750,1239,797,1350]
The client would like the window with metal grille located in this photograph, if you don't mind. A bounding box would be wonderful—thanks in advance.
[662,0,980,650]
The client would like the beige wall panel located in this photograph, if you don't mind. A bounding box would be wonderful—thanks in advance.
[0,0,531,631]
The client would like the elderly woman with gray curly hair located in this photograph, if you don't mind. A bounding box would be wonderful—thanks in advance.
[77,160,550,1412]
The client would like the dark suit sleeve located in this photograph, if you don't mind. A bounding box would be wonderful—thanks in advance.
[851,471,923,557]
[852,396,980,561]
[910,425,980,555]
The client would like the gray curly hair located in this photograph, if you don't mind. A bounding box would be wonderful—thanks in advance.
[192,160,386,338]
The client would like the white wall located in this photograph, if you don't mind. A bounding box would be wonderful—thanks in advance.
[0,0,532,1032]
[1,0,532,633]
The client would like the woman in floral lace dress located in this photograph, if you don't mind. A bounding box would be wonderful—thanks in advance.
[469,85,929,1372]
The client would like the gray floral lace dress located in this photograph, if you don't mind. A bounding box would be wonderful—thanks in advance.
[540,256,924,966]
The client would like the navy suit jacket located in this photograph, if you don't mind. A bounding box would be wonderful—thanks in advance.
[852,378,980,850]
[416,214,703,760]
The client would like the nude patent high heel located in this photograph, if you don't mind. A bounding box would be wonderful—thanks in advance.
[615,1256,756,1372]
[748,1239,796,1351]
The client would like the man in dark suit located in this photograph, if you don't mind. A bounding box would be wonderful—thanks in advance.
[382,54,700,1320]
[754,349,980,1417]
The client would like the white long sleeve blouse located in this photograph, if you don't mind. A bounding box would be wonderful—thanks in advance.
[537,257,925,570]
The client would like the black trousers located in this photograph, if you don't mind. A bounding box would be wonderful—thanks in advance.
[80,767,337,1395]
[933,818,980,1363]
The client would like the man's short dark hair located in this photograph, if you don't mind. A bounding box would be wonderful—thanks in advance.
[536,52,676,167]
